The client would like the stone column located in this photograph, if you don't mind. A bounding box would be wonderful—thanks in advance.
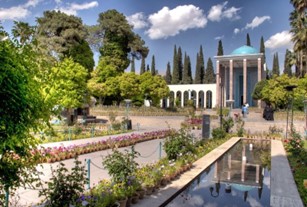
[257,58,262,108]
[243,59,247,104]
[229,59,233,100]
[196,91,199,108]
[167,98,170,108]
[216,60,220,107]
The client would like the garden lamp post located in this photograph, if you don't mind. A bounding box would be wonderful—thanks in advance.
[284,85,297,140]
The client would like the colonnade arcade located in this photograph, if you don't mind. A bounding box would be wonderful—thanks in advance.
[162,84,217,109]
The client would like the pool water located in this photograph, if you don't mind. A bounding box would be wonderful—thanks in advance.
[165,139,271,207]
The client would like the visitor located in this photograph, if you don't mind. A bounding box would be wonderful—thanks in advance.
[242,104,247,118]
[245,102,249,114]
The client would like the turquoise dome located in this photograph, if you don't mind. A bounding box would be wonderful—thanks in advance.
[231,45,258,55]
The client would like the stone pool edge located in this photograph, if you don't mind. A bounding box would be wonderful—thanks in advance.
[270,139,304,207]
[133,137,241,207]
[133,138,304,207]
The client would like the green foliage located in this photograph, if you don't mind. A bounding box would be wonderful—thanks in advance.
[272,52,280,76]
[252,79,268,100]
[0,39,49,201]
[217,40,224,56]
[211,127,226,139]
[182,53,193,84]
[204,57,215,84]
[284,128,303,156]
[171,45,180,84]
[151,55,156,76]
[246,33,251,46]
[222,117,234,133]
[164,62,172,84]
[235,116,245,137]
[118,72,140,99]
[163,128,195,160]
[45,58,88,109]
[38,158,88,207]
[36,10,87,60]
[102,149,139,184]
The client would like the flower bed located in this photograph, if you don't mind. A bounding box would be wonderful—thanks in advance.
[35,129,173,163]
[181,117,202,130]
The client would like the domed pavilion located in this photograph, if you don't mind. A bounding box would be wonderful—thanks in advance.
[214,45,265,108]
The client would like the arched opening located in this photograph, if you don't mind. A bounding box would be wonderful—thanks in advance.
[198,91,205,108]
[206,90,213,109]
[176,91,182,107]
[169,91,175,108]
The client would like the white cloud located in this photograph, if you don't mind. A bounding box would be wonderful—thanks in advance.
[245,16,271,29]
[265,30,293,49]
[234,28,240,34]
[126,12,148,29]
[146,5,207,39]
[214,35,224,40]
[208,1,241,22]
[57,1,98,16]
[0,0,41,20]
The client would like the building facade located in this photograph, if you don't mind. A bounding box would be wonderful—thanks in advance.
[215,45,265,108]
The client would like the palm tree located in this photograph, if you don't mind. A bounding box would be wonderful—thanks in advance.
[12,21,35,45]
[289,0,307,77]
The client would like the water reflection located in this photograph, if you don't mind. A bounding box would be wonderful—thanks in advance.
[166,139,271,207]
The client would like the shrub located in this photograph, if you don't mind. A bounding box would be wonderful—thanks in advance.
[163,128,195,160]
[211,127,226,139]
[102,149,139,184]
[284,128,303,156]
[222,117,234,133]
[38,158,88,206]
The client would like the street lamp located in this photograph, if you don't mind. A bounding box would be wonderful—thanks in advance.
[284,85,297,140]
[124,99,131,120]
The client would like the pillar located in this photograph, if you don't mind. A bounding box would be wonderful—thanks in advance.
[257,58,262,108]
[243,59,247,104]
[181,91,184,108]
[229,59,233,101]
[196,91,199,108]
[167,98,170,108]
[216,60,220,107]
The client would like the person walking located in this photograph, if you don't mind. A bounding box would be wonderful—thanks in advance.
[242,104,247,118]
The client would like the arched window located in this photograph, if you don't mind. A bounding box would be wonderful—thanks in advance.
[206,90,212,108]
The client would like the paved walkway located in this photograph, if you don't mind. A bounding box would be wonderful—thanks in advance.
[14,112,305,206]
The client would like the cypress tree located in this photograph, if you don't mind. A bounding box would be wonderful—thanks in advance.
[177,46,183,82]
[182,53,193,84]
[260,36,269,72]
[272,52,280,76]
[151,55,156,76]
[194,53,202,84]
[164,62,172,84]
[140,56,145,74]
[246,33,251,46]
[146,64,150,72]
[131,56,135,73]
[204,57,215,83]
[187,55,193,84]
[171,45,180,84]
[283,49,292,76]
[199,45,205,83]
[217,40,224,56]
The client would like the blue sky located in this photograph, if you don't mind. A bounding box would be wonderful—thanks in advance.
[0,0,294,76]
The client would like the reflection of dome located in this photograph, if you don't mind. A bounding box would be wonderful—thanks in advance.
[231,184,255,192]
[231,45,258,55]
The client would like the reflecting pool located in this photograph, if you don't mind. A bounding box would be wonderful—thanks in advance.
[165,139,271,207]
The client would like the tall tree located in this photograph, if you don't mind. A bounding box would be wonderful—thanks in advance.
[289,0,307,77]
[164,62,172,84]
[36,11,87,60]
[140,56,145,75]
[182,53,192,84]
[171,45,180,84]
[194,53,201,84]
[151,55,156,76]
[204,58,215,83]
[146,64,150,72]
[272,52,280,76]
[130,56,135,73]
[177,46,183,82]
[283,49,292,76]
[199,45,205,83]
[246,33,251,46]
[217,40,224,56]
[12,21,34,45]
[96,9,149,73]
